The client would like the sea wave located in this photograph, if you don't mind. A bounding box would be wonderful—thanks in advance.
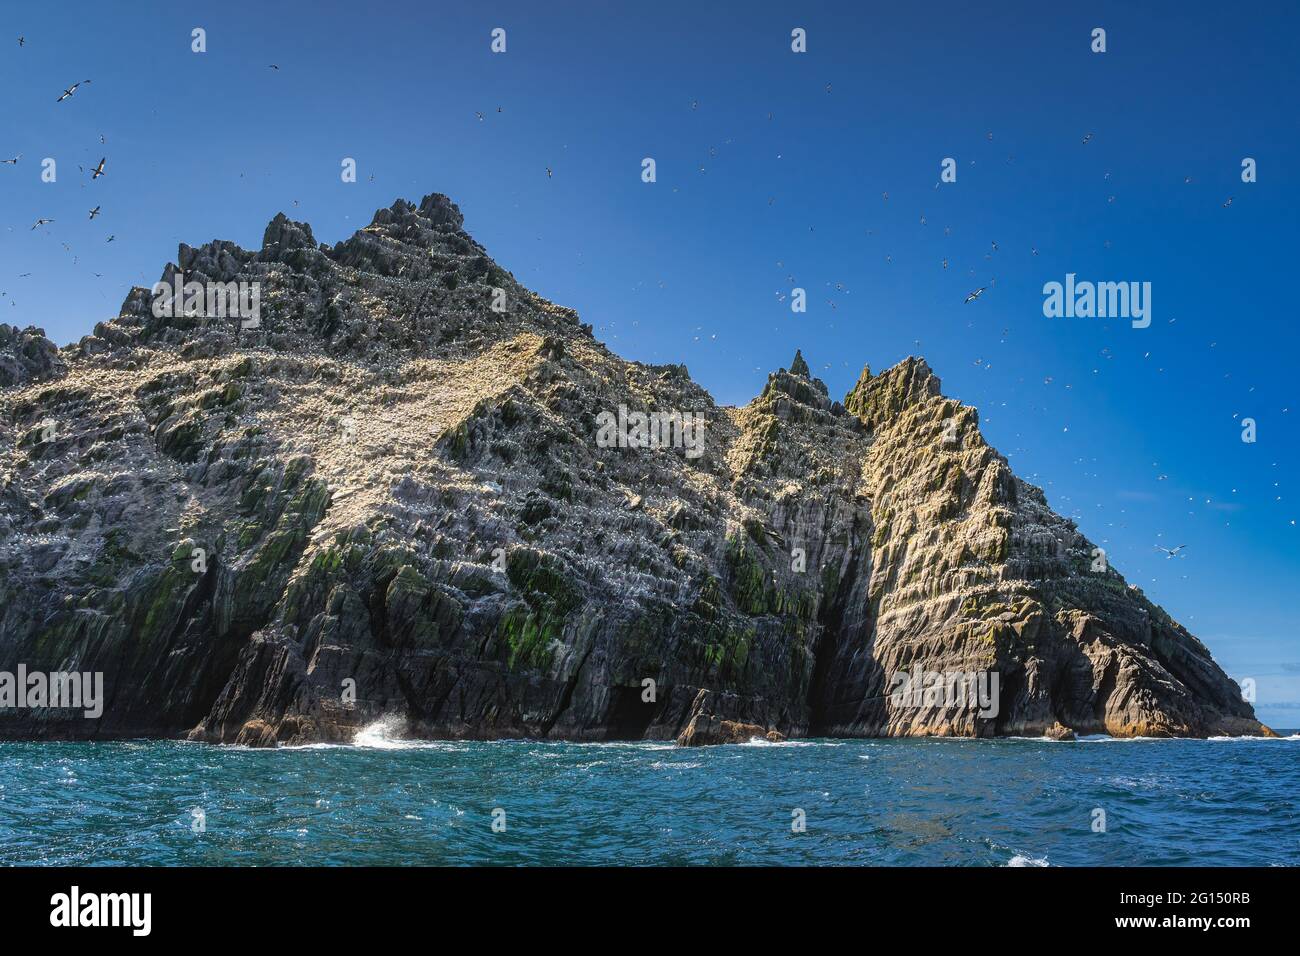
[738,737,843,747]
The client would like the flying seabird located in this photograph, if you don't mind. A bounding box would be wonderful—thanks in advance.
[88,206,100,219]
[56,80,90,102]
[31,218,53,230]
[1154,545,1187,559]
[92,157,106,179]
[964,287,986,303]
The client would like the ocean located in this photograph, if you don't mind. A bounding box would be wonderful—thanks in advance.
[2,721,1297,866]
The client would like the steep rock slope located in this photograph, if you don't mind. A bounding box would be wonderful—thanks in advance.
[0,194,1268,743]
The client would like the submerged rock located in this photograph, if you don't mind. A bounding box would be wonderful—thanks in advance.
[0,192,1273,746]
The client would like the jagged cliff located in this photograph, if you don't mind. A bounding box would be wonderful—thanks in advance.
[0,194,1269,744]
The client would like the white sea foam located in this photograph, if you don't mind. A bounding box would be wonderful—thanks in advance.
[273,732,682,752]
[344,717,470,751]
[352,716,416,749]
[738,737,841,747]
[1006,853,1049,867]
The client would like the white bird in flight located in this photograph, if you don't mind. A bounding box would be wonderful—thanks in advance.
[56,80,90,102]
[1154,544,1187,559]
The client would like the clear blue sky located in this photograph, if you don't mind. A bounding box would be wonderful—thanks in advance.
[3,1,1298,725]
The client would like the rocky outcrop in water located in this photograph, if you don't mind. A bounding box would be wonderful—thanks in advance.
[676,689,785,746]
[0,193,1271,745]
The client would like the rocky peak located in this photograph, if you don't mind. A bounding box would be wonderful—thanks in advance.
[72,194,584,364]
[0,324,66,388]
[417,192,466,231]
[844,355,941,429]
[177,238,255,281]
[260,213,317,256]
[355,193,473,251]
[758,348,835,412]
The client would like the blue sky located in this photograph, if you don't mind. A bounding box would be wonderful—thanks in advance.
[2,1,1298,725]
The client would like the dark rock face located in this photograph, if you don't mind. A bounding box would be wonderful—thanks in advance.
[0,193,1271,745]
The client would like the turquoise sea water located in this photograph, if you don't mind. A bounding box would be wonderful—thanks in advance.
[2,724,1297,866]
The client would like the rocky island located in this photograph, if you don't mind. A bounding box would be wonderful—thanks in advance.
[0,194,1271,745]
